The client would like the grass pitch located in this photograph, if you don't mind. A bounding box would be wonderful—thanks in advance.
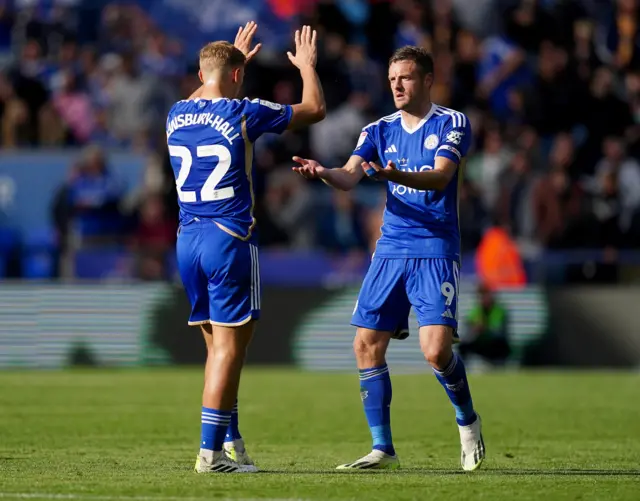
[0,369,639,501]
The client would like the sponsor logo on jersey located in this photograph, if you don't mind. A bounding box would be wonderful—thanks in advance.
[356,132,368,149]
[446,130,464,145]
[424,134,439,150]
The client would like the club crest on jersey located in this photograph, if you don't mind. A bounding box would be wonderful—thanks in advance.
[424,134,439,150]
[446,130,464,145]
[356,132,368,149]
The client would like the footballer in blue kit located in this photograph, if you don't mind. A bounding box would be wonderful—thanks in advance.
[168,23,326,473]
[294,46,485,471]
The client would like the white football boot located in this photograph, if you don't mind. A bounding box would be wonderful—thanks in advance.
[194,450,256,473]
[223,440,259,472]
[459,414,485,471]
[336,449,400,470]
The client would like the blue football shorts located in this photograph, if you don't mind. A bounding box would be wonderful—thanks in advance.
[352,257,460,333]
[176,218,260,326]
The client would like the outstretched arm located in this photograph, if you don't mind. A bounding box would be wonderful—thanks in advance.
[292,154,365,191]
[287,26,326,129]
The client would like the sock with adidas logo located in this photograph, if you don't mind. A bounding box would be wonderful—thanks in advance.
[359,364,395,456]
[432,353,477,426]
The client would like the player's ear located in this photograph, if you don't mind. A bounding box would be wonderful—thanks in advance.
[424,72,434,89]
[198,69,204,83]
[232,66,243,84]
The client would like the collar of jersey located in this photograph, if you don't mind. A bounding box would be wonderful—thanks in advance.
[400,103,436,134]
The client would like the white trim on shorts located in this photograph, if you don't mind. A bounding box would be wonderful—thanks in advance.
[250,244,260,312]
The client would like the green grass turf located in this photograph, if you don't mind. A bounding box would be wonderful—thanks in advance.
[0,369,639,501]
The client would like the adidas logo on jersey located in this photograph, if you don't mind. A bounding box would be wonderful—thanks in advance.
[441,309,454,319]
[384,144,398,154]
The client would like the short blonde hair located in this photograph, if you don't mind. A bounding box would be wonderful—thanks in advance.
[199,41,246,73]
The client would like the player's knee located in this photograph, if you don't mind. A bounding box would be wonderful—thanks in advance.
[422,346,450,370]
[419,326,455,370]
[420,337,451,370]
[352,335,370,358]
[210,344,246,368]
[353,329,388,364]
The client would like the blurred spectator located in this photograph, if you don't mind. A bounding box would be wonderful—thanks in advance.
[0,73,29,147]
[497,149,535,240]
[503,0,553,53]
[592,137,640,237]
[532,134,586,248]
[523,40,584,136]
[459,283,510,366]
[139,32,184,78]
[624,71,640,157]
[51,70,95,144]
[393,0,430,50]
[452,30,479,110]
[466,127,510,211]
[475,225,527,289]
[580,66,634,171]
[476,34,528,120]
[52,145,124,248]
[573,19,599,82]
[310,92,370,166]
[263,170,315,249]
[104,52,156,147]
[132,194,176,281]
[458,179,486,252]
[590,169,624,249]
[317,190,368,255]
[595,0,640,71]
[0,4,14,62]
[8,39,50,144]
[343,43,383,105]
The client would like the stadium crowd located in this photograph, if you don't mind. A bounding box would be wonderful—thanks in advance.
[0,0,639,279]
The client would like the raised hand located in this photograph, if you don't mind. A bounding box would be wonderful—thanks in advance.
[361,160,397,180]
[287,25,317,70]
[292,156,326,179]
[234,21,262,63]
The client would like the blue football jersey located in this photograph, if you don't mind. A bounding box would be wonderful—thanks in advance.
[166,98,293,239]
[353,104,472,260]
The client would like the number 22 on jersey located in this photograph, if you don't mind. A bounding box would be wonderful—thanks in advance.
[169,144,234,203]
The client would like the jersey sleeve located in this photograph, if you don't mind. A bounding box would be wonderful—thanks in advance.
[352,126,378,162]
[244,99,293,142]
[436,113,472,165]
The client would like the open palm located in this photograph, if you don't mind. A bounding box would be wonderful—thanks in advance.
[234,21,261,63]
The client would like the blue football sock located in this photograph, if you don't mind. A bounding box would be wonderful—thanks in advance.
[224,400,241,443]
[201,407,232,451]
[359,364,395,456]
[433,353,477,426]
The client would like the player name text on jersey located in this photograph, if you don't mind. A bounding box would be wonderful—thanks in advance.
[166,113,240,145]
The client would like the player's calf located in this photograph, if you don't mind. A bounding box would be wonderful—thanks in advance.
[198,322,256,471]
[420,325,477,426]
[337,328,399,469]
[420,325,484,470]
